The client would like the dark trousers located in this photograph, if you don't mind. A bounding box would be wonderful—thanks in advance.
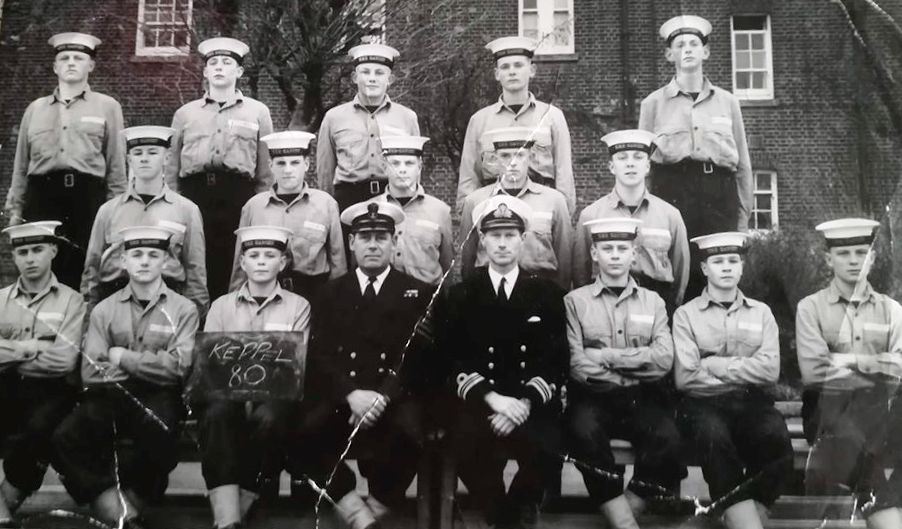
[22,172,106,289]
[180,171,256,299]
[649,161,739,302]
[333,180,387,264]
[52,382,185,504]
[452,400,562,524]
[287,397,422,508]
[0,374,76,493]
[802,387,902,515]
[567,385,685,504]
[195,400,295,496]
[279,271,330,307]
[678,389,792,510]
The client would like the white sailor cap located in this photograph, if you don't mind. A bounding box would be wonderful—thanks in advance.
[473,195,533,233]
[261,131,316,157]
[2,221,61,247]
[584,218,643,242]
[601,129,656,155]
[198,37,250,64]
[483,127,536,151]
[381,136,430,156]
[348,43,399,68]
[119,225,175,251]
[341,202,405,233]
[659,15,713,44]
[485,36,538,61]
[691,232,748,258]
[815,218,880,248]
[124,126,175,150]
[48,32,101,56]
[235,225,293,252]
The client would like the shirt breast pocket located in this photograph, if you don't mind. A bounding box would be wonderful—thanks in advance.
[294,221,328,260]
[226,120,260,167]
[736,320,764,349]
[28,127,59,160]
[0,323,20,340]
[862,322,891,351]
[627,313,656,345]
[76,118,106,153]
[654,127,691,164]
[701,118,738,168]
[528,128,554,179]
[334,130,367,167]
[142,323,175,350]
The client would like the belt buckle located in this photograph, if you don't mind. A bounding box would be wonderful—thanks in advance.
[369,180,381,195]
[206,173,216,186]
[63,173,75,188]
[702,162,714,174]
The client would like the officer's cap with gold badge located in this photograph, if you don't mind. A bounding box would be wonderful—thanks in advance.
[584,218,643,242]
[659,15,712,45]
[341,202,405,234]
[601,129,656,155]
[119,225,176,251]
[235,225,294,252]
[348,43,400,69]
[124,126,175,151]
[485,36,538,61]
[691,232,748,258]
[381,136,430,157]
[2,221,62,247]
[198,37,250,64]
[48,33,102,57]
[473,195,533,233]
[815,218,880,248]
[261,131,316,158]
[484,127,536,152]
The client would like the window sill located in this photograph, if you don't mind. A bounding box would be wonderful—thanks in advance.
[533,53,579,63]
[739,98,779,108]
[131,53,192,63]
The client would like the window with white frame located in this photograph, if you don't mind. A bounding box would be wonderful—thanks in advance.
[751,170,778,231]
[135,0,193,57]
[519,0,575,55]
[731,15,774,100]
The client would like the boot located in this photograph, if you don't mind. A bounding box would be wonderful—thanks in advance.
[722,499,764,529]
[365,495,391,521]
[0,481,25,513]
[601,495,640,529]
[866,507,902,529]
[624,489,648,517]
[209,484,241,529]
[238,488,259,521]
[92,487,139,526]
[336,491,378,529]
[754,500,771,525]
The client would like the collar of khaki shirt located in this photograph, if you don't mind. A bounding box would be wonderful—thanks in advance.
[124,183,176,205]
[236,281,286,308]
[491,92,537,116]
[490,179,545,198]
[352,93,393,113]
[10,274,60,302]
[697,287,753,311]
[202,89,245,109]
[50,85,92,105]
[384,185,426,205]
[825,279,876,305]
[663,76,714,102]
[591,275,639,302]
[267,183,311,206]
[116,279,170,309]
[605,188,650,211]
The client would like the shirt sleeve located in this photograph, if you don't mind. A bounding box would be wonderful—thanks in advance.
[638,95,656,133]
[550,108,575,215]
[80,203,109,308]
[254,105,274,192]
[166,109,185,191]
[437,205,454,275]
[598,295,674,381]
[203,298,225,332]
[81,304,125,384]
[456,114,483,213]
[327,197,348,279]
[25,291,86,376]
[229,202,251,291]
[888,299,902,354]
[316,112,337,195]
[182,203,210,315]
[551,195,573,289]
[565,293,608,385]
[670,209,690,305]
[795,296,859,385]
[458,198,478,280]
[292,299,312,364]
[119,302,199,384]
[571,207,593,287]
[731,96,753,231]
[672,306,725,392]
[5,103,35,220]
[702,307,779,385]
[104,100,127,199]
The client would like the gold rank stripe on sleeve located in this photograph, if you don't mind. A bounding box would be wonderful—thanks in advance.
[526,376,553,403]
[456,371,485,400]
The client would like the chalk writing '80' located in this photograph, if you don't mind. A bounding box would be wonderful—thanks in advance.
[229,364,267,388]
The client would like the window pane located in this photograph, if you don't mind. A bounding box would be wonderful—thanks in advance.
[553,0,568,9]
[736,72,751,89]
[734,33,749,50]
[756,213,772,230]
[751,50,766,69]
[733,15,766,30]
[756,195,771,210]
[553,12,572,45]
[523,0,537,9]
[736,51,750,69]
[756,173,772,190]
[752,71,767,88]
[751,33,764,50]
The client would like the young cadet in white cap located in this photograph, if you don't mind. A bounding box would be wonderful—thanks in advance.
[52,225,198,529]
[289,201,434,529]
[317,44,420,212]
[572,129,689,314]
[457,36,575,213]
[365,135,453,285]
[200,225,311,529]
[459,126,572,288]
[4,32,126,289]
[0,221,84,526]
[82,125,208,316]
[230,131,346,303]
[168,37,274,299]
[672,232,791,529]
[796,219,902,529]
[436,194,567,529]
[639,16,753,302]
[565,217,684,529]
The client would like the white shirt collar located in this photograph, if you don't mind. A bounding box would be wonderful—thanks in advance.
[355,266,391,295]
[488,266,519,297]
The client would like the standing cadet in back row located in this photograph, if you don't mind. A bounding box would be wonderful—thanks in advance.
[4,32,126,289]
[457,36,575,214]
[639,16,752,301]
[230,131,346,303]
[82,126,208,317]
[366,135,453,285]
[168,37,274,299]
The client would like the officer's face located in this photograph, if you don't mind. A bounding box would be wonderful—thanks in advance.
[128,146,168,182]
[385,155,421,193]
[53,51,94,83]
[350,231,395,274]
[609,150,651,188]
[590,240,635,279]
[271,156,309,193]
[825,244,873,286]
[665,34,709,71]
[495,147,530,189]
[494,55,535,92]
[239,247,287,283]
[701,253,743,290]
[204,56,243,88]
[480,228,524,268]
[12,243,57,281]
[353,64,393,101]
[121,247,168,285]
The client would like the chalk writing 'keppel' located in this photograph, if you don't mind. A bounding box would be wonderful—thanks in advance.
[208,340,293,363]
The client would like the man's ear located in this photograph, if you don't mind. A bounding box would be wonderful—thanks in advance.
[528,62,537,78]
[589,242,599,262]
[49,244,59,259]
[664,46,675,64]
[236,65,245,79]
[278,254,288,273]
[351,70,359,84]
[701,45,710,61]
[388,73,396,86]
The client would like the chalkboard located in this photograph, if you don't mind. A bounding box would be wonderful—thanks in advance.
[186,331,306,401]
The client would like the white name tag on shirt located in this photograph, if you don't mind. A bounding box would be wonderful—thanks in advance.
[630,314,655,325]
[38,312,64,322]
[80,116,106,125]
[415,219,440,230]
[863,322,891,333]
[711,116,733,126]
[533,211,553,220]
[264,323,293,331]
[148,324,174,334]
[737,321,763,333]
[228,119,260,132]
[303,221,326,232]
[157,220,187,234]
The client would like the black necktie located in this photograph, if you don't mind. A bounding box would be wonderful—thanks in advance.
[364,276,377,300]
[497,277,508,303]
